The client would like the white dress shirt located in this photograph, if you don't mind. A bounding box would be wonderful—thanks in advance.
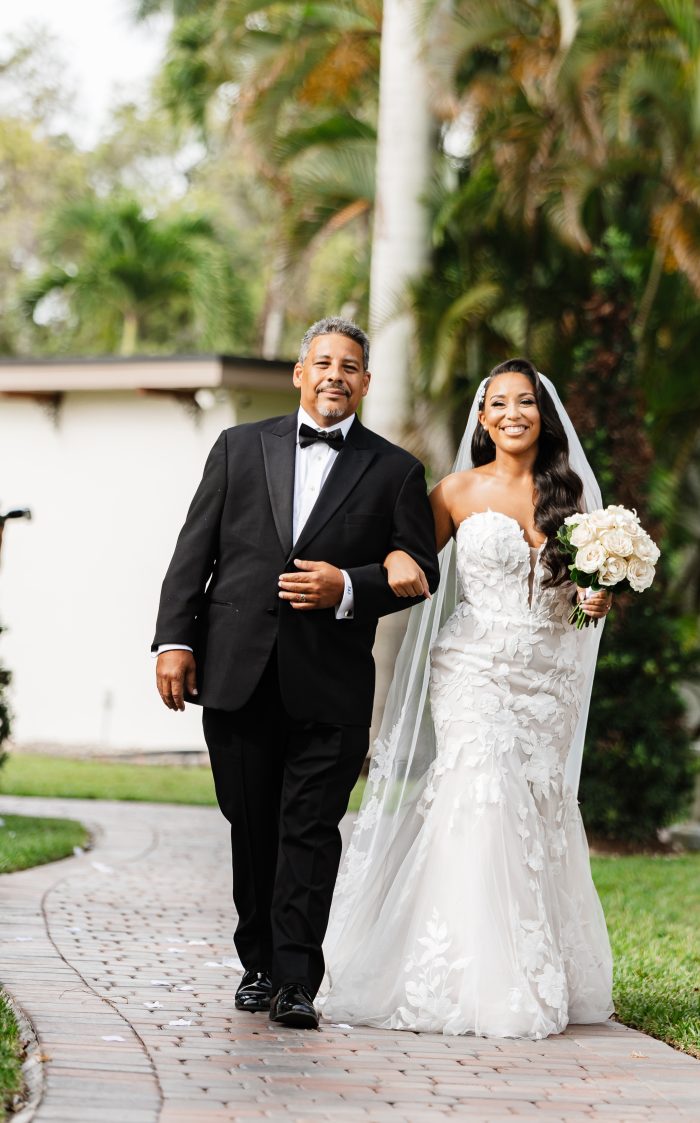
[294,406,355,620]
[155,408,356,657]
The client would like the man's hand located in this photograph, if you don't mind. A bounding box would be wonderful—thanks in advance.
[156,650,198,711]
[278,559,345,610]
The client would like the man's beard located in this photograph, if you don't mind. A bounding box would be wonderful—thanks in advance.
[316,404,346,419]
[316,386,350,419]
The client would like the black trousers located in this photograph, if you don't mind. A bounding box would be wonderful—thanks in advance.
[202,651,368,998]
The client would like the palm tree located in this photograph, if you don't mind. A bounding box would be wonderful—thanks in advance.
[423,0,700,377]
[23,194,252,354]
[360,0,436,446]
[136,0,382,354]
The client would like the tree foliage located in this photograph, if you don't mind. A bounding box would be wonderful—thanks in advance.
[139,0,381,348]
[0,31,88,355]
[22,194,254,355]
[411,1,700,837]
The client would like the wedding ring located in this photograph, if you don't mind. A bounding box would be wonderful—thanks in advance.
[298,593,306,602]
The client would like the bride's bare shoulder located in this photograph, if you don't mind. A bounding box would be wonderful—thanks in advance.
[431,469,495,535]
[433,469,483,504]
[431,469,496,545]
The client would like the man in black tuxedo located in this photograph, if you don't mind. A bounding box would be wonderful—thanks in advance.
[153,317,439,1028]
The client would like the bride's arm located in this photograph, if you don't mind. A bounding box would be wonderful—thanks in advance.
[383,550,431,597]
[429,477,458,552]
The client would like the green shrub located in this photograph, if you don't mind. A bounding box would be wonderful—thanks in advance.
[564,230,700,842]
[579,587,699,841]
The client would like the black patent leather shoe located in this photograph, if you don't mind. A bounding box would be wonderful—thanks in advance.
[269,983,319,1029]
[235,969,272,1012]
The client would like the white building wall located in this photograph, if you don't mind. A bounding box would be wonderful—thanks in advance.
[0,385,295,751]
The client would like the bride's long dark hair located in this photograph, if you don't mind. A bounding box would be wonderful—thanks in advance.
[471,358,584,586]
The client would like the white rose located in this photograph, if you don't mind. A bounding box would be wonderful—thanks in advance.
[601,529,634,557]
[608,504,639,526]
[598,555,627,586]
[575,541,607,574]
[570,522,595,547]
[627,557,655,592]
[619,514,640,532]
[625,521,644,539]
[564,512,582,526]
[587,509,617,531]
[634,534,661,564]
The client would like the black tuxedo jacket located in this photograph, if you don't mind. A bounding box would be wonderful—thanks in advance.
[152,413,439,726]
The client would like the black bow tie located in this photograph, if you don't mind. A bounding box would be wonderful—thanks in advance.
[298,423,345,451]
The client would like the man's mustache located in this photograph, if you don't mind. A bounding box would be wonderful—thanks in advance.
[317,384,351,397]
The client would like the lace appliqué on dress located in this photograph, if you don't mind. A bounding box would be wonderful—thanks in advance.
[323,511,613,1038]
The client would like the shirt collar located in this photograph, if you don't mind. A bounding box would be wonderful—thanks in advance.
[296,406,355,442]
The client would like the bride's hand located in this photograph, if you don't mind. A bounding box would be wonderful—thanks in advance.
[576,586,612,620]
[384,550,431,598]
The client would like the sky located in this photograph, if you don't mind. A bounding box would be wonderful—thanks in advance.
[0,0,172,146]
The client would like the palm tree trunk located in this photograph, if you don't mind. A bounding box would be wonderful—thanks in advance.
[120,310,139,356]
[261,247,288,359]
[363,0,435,741]
[362,0,434,446]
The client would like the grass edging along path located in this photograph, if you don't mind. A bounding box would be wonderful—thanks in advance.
[0,812,90,874]
[0,994,21,1123]
[1,753,218,805]
[0,752,367,810]
[591,854,700,1060]
[0,808,90,1117]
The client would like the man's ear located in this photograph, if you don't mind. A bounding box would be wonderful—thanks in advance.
[362,370,371,396]
[292,362,303,388]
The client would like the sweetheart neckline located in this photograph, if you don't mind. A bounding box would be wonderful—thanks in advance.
[456,509,546,553]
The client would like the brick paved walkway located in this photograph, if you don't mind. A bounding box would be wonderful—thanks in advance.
[1,795,697,1123]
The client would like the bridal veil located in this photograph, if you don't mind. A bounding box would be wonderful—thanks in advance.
[324,372,604,969]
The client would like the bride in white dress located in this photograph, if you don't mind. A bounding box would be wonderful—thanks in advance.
[322,359,614,1040]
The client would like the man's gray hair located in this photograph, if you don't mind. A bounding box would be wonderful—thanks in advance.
[298,317,370,370]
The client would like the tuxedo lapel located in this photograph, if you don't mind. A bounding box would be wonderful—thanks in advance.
[260,416,296,557]
[291,418,376,559]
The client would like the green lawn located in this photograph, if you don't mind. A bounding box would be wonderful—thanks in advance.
[0,813,90,874]
[591,854,700,1058]
[0,995,20,1122]
[0,753,217,805]
[0,752,368,810]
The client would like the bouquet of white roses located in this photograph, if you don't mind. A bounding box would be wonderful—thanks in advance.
[556,505,661,629]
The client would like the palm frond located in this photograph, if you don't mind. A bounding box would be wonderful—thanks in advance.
[428,280,503,396]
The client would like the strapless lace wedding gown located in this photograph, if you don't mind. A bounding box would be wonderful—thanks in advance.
[324,511,613,1039]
